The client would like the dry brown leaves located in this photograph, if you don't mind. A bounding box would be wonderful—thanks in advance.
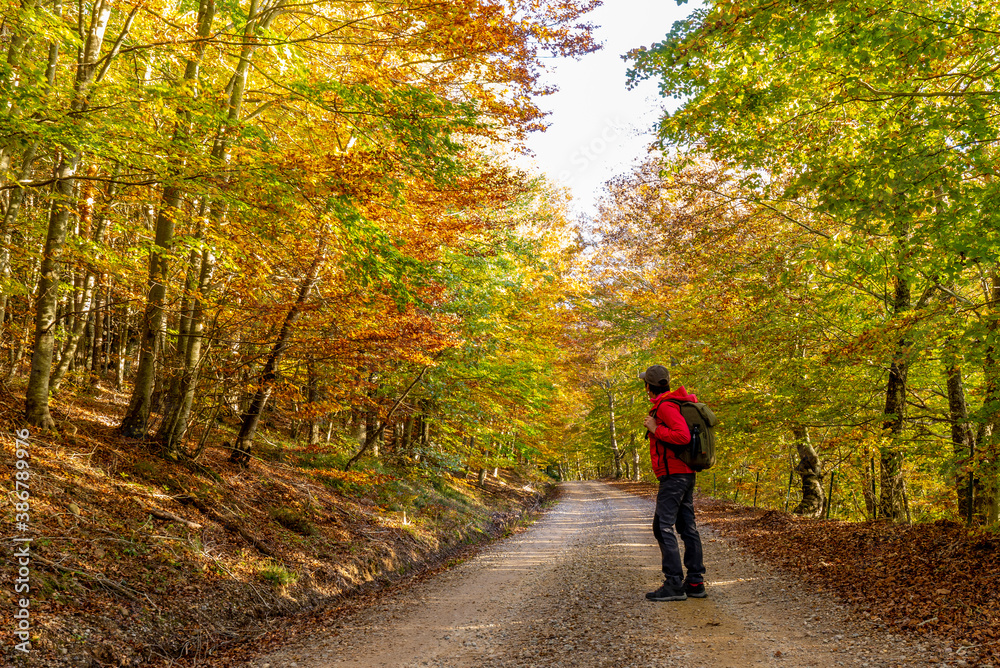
[610,480,1000,662]
[0,382,544,667]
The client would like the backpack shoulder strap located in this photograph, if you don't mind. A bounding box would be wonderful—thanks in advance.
[650,397,689,459]
[651,396,679,416]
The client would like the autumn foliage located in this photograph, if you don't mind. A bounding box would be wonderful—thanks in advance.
[568,0,1000,527]
[0,0,598,472]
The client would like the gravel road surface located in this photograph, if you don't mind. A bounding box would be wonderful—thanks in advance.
[252,481,959,668]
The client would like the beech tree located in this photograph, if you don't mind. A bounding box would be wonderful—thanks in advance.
[1,0,600,480]
[627,0,1000,523]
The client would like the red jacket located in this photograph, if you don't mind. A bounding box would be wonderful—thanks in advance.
[648,386,697,477]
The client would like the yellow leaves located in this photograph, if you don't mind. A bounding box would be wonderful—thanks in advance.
[312,467,395,488]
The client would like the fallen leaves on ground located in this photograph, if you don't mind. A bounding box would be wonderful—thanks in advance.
[0,384,546,667]
[610,480,1000,663]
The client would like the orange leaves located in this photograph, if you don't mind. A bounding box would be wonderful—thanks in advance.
[702,495,1000,662]
[309,467,396,489]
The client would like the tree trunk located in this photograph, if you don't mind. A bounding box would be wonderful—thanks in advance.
[24,0,114,427]
[68,267,82,350]
[231,242,325,465]
[306,357,321,446]
[81,299,95,370]
[119,197,174,437]
[631,432,640,480]
[791,424,824,517]
[603,382,621,478]
[112,301,127,390]
[879,224,912,522]
[5,307,30,382]
[90,282,105,377]
[0,144,39,332]
[944,336,976,522]
[421,410,430,449]
[351,408,364,443]
[343,361,435,472]
[862,452,878,520]
[402,415,414,456]
[366,408,378,458]
[464,433,474,476]
[157,243,215,455]
[975,268,1000,525]
[50,169,113,391]
[120,0,215,439]
[23,157,80,428]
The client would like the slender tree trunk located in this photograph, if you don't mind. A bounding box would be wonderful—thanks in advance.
[879,222,912,522]
[862,451,878,520]
[50,169,113,391]
[67,267,82,342]
[464,434,474,477]
[120,0,216,438]
[976,268,1000,525]
[306,357,321,446]
[365,408,378,458]
[343,360,435,472]
[23,170,78,428]
[791,424,824,517]
[0,143,39,332]
[90,282,104,376]
[158,242,215,454]
[81,303,95,370]
[602,382,621,478]
[351,407,364,443]
[112,300,127,390]
[231,243,325,465]
[944,335,976,522]
[50,264,97,390]
[5,305,32,382]
[631,432,640,480]
[119,196,176,436]
[402,415,413,455]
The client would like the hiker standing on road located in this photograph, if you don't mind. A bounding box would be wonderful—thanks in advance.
[640,364,707,601]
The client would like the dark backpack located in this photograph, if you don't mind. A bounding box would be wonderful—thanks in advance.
[656,399,718,472]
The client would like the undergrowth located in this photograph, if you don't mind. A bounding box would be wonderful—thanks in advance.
[0,384,548,667]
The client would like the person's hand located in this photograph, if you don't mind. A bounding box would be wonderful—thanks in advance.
[643,415,657,433]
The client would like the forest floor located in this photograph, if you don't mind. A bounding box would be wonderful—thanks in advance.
[3,379,1000,667]
[612,481,1000,666]
[250,480,990,668]
[0,382,549,667]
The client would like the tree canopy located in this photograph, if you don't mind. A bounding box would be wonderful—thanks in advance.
[4,0,999,527]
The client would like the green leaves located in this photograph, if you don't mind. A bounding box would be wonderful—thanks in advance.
[609,0,1000,519]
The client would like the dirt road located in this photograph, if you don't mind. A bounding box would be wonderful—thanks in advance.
[252,481,955,668]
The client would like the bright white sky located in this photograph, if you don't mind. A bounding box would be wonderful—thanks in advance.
[517,0,704,219]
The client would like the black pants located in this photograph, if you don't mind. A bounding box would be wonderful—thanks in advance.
[653,473,705,588]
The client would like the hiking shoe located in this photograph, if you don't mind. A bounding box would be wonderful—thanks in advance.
[645,582,687,601]
[684,581,707,598]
